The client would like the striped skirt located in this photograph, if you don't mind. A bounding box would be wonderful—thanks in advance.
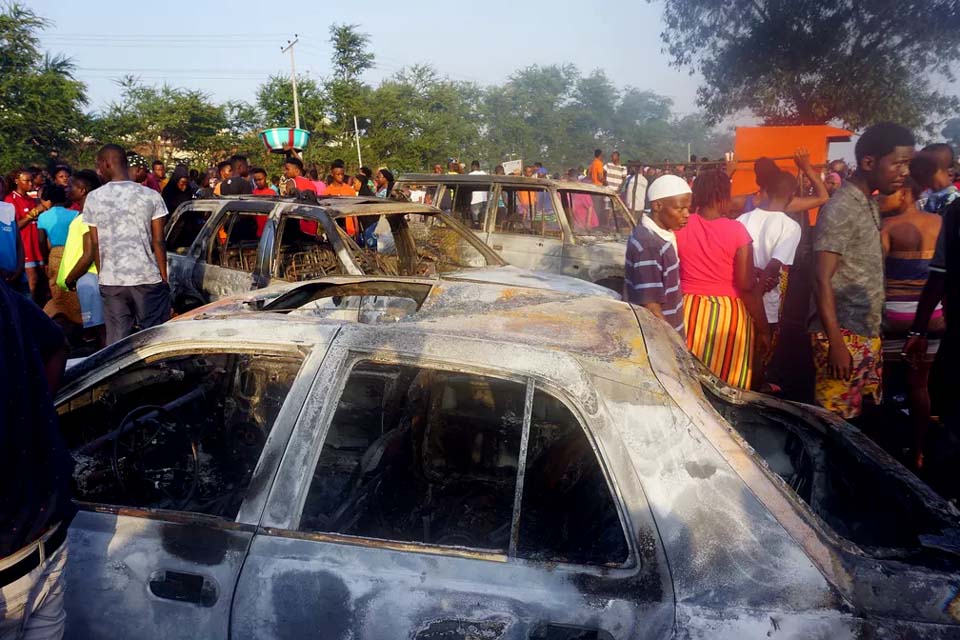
[683,294,754,389]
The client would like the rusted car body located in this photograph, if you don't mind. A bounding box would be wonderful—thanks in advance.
[56,280,960,638]
[165,196,613,312]
[395,174,635,292]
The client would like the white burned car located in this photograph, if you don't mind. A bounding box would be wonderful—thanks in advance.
[57,279,960,638]
[394,174,636,293]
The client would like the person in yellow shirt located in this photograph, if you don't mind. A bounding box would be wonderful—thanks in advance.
[58,170,105,348]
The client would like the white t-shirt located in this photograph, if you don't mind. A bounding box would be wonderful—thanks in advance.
[468,170,489,205]
[84,181,168,287]
[737,208,801,323]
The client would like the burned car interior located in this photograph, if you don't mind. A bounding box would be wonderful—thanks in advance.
[340,213,492,278]
[275,215,346,281]
[59,352,303,519]
[301,362,629,566]
[706,386,960,564]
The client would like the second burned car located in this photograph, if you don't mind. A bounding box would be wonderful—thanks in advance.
[394,173,637,293]
[164,195,614,312]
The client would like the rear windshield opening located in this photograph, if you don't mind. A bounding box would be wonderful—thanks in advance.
[705,386,958,563]
[262,281,433,324]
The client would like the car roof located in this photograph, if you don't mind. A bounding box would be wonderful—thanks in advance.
[170,276,647,369]
[188,196,442,219]
[397,173,617,196]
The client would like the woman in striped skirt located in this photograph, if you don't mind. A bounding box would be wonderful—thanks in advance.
[675,170,771,389]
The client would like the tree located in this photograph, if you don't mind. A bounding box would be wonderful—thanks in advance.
[255,74,327,131]
[0,3,88,169]
[325,24,376,157]
[91,77,229,164]
[329,23,375,82]
[656,0,960,133]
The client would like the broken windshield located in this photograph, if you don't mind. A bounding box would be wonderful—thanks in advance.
[339,213,497,277]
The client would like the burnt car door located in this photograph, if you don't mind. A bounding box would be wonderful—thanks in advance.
[485,183,564,273]
[231,340,672,639]
[192,203,273,303]
[56,327,333,639]
[166,201,222,312]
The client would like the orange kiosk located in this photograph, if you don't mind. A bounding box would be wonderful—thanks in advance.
[731,125,852,223]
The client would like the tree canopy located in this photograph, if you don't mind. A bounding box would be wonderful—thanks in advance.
[0,4,87,170]
[657,0,960,134]
[4,3,735,174]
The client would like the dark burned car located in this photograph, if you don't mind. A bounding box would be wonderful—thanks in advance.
[165,195,614,312]
[57,279,960,639]
[395,174,636,292]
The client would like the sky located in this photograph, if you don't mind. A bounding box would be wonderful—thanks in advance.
[32,0,702,114]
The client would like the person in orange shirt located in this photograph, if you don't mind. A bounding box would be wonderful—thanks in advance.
[589,149,606,186]
[325,159,359,235]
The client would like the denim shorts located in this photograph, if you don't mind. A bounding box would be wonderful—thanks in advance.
[76,272,104,328]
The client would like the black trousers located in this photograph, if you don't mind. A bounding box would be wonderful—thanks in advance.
[99,283,171,345]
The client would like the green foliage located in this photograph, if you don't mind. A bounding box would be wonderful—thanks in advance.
[255,74,326,131]
[7,3,737,176]
[89,77,229,165]
[657,0,960,134]
[329,24,375,82]
[0,3,87,170]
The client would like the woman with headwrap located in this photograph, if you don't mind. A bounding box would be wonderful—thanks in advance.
[375,168,394,198]
[162,165,193,213]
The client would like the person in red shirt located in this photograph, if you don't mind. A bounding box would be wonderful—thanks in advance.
[250,167,274,237]
[283,156,317,195]
[676,170,770,389]
[4,169,50,305]
[325,159,357,197]
[251,168,276,196]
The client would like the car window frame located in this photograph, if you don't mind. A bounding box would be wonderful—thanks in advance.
[165,201,223,260]
[267,348,637,571]
[489,183,559,239]
[271,207,354,281]
[558,188,637,242]
[56,339,321,528]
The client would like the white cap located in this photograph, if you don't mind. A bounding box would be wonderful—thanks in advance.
[647,175,692,202]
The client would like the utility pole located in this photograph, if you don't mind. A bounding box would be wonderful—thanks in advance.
[281,35,300,130]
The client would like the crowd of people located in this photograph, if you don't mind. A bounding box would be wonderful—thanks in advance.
[5,126,960,637]
[624,122,960,472]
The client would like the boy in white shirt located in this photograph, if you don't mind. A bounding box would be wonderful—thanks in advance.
[738,171,802,390]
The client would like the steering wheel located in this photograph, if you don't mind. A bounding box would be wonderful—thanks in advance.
[111,405,200,511]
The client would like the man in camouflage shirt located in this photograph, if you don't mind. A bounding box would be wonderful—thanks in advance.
[811,123,914,420]
[85,145,170,345]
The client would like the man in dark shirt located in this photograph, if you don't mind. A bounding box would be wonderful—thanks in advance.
[624,175,690,334]
[0,279,74,637]
[220,155,253,196]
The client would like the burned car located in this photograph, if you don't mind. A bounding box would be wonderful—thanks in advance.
[57,279,960,638]
[165,195,613,312]
[395,174,636,292]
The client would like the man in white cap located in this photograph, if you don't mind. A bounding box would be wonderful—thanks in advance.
[624,174,691,333]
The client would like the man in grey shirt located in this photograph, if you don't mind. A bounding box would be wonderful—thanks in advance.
[85,144,170,345]
[811,122,915,419]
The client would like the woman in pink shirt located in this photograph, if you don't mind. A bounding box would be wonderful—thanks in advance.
[676,170,770,389]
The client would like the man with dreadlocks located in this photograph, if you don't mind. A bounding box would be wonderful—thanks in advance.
[675,169,771,389]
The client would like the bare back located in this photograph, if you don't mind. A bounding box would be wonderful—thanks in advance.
[882,210,941,258]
